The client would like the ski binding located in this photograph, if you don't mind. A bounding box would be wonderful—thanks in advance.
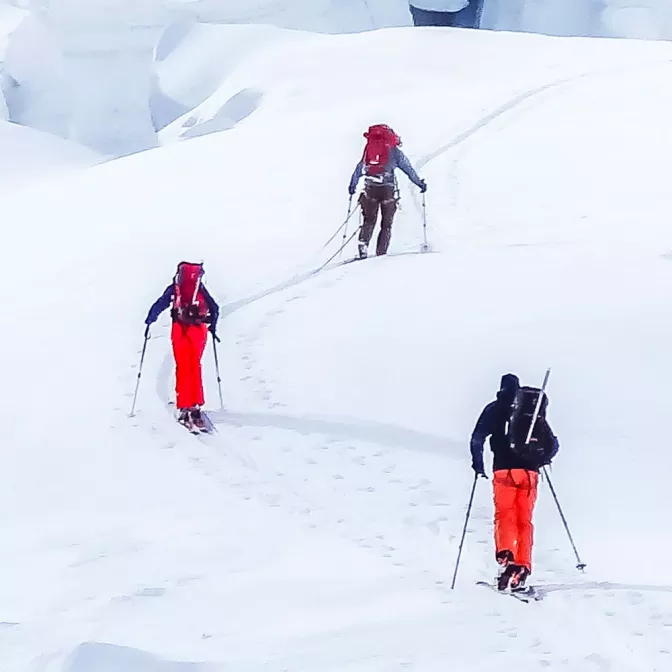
[476,580,543,603]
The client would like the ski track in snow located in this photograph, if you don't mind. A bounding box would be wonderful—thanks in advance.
[140,56,672,671]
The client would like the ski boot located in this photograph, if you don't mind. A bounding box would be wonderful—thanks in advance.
[190,406,207,432]
[177,408,195,430]
[509,566,530,593]
[357,241,368,259]
[495,550,515,591]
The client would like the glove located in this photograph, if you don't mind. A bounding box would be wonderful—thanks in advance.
[472,461,488,479]
[348,185,356,196]
[144,315,155,326]
[209,323,221,342]
[419,179,427,193]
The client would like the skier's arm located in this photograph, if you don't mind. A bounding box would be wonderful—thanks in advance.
[201,285,220,333]
[541,422,560,465]
[470,403,494,475]
[394,148,424,189]
[349,160,363,194]
[145,285,173,325]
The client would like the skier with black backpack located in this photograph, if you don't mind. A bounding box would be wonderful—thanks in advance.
[348,124,426,259]
[145,261,220,432]
[470,374,559,593]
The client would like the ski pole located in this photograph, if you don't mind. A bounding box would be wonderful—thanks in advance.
[421,192,429,253]
[211,332,224,411]
[317,228,360,271]
[129,325,150,417]
[323,195,355,249]
[451,474,479,589]
[339,195,359,260]
[542,466,586,571]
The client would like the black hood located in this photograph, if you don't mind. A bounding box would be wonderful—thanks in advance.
[496,373,520,405]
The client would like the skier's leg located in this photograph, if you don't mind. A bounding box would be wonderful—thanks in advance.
[514,469,539,573]
[358,187,380,254]
[186,324,208,408]
[493,471,518,563]
[376,186,398,255]
[171,322,190,410]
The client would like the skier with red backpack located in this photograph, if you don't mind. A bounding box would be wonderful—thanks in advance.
[349,124,426,259]
[470,374,559,593]
[145,261,220,432]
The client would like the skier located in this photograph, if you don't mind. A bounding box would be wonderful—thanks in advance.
[348,124,426,259]
[470,374,559,592]
[145,261,220,431]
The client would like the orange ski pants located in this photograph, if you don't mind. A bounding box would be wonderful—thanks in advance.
[171,322,208,410]
[493,469,539,572]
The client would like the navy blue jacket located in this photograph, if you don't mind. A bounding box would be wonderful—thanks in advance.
[145,284,219,332]
[471,393,559,473]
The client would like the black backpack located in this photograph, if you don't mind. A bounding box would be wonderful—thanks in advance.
[506,386,554,468]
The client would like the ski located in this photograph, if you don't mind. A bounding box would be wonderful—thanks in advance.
[197,411,216,434]
[177,417,200,435]
[170,402,215,435]
[178,414,215,435]
[476,581,543,603]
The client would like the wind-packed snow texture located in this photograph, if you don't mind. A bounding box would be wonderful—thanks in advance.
[2,20,672,672]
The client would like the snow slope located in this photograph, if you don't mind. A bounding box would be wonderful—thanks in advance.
[3,24,672,672]
[0,119,102,189]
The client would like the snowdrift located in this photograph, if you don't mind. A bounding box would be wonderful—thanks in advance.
[3,23,672,672]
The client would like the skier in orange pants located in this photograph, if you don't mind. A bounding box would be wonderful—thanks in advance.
[493,469,538,574]
[470,374,559,592]
[145,261,219,431]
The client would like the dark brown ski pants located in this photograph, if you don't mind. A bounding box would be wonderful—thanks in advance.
[358,183,397,256]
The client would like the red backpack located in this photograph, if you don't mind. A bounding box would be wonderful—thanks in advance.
[362,124,401,176]
[172,261,208,325]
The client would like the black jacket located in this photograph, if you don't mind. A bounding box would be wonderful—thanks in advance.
[470,390,559,473]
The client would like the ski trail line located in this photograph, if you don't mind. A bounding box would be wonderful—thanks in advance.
[207,409,463,457]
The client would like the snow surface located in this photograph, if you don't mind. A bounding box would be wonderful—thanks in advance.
[3,21,672,672]
[0,119,102,189]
